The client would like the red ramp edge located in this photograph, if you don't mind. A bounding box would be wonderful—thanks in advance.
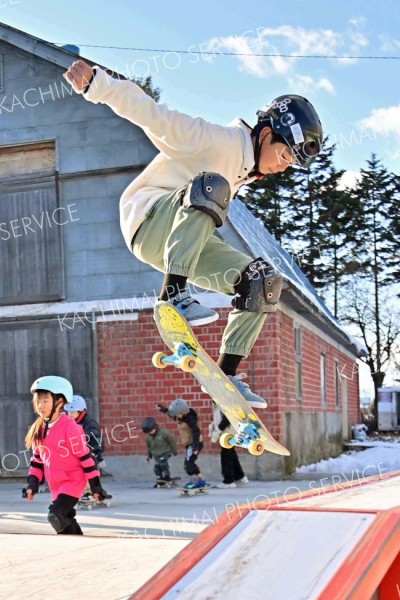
[130,471,400,600]
[130,500,247,600]
[317,507,400,600]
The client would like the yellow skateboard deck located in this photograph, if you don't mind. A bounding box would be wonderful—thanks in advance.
[153,302,290,457]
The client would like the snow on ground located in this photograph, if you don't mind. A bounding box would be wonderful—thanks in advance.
[296,441,400,476]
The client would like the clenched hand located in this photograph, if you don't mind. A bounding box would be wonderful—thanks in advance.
[63,60,94,92]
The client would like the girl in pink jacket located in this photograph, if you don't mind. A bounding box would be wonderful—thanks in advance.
[24,375,107,535]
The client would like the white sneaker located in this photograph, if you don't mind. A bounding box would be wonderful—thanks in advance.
[216,482,237,489]
[171,291,219,326]
[228,373,267,409]
[236,476,249,485]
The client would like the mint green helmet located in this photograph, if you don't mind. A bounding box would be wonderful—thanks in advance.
[30,375,73,403]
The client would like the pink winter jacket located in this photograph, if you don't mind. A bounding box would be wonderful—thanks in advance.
[28,413,100,500]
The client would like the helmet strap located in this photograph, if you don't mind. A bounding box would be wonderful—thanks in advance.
[43,396,63,438]
[250,122,270,178]
[76,410,86,423]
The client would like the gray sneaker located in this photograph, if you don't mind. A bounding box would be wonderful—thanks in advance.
[228,373,267,409]
[171,291,219,326]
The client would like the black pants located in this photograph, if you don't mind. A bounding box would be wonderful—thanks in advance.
[154,453,171,479]
[221,447,245,484]
[184,443,203,476]
[48,493,83,535]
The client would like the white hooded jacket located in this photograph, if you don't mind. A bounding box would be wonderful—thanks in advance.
[81,67,257,249]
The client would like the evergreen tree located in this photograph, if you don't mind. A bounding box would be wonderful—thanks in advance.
[385,173,400,285]
[349,155,396,284]
[339,156,399,427]
[130,75,161,102]
[243,169,298,244]
[316,169,351,316]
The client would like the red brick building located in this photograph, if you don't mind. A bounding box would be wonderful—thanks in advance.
[0,25,362,479]
[95,199,362,478]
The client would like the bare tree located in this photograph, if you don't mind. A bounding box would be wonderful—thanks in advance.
[339,278,400,429]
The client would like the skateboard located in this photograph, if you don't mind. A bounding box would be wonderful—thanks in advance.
[77,493,112,510]
[153,301,290,457]
[179,484,210,497]
[154,477,181,488]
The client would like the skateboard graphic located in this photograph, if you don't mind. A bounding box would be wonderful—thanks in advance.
[179,484,210,497]
[154,476,181,488]
[153,302,290,457]
[77,493,112,510]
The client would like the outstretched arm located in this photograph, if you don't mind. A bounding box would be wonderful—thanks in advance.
[64,61,230,159]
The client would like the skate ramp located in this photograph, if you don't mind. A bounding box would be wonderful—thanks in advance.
[132,472,400,600]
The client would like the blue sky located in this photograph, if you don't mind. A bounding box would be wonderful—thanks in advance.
[1,0,397,392]
[1,0,399,180]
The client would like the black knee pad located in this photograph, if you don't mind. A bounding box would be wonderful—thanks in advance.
[47,510,70,533]
[182,172,231,227]
[233,257,283,313]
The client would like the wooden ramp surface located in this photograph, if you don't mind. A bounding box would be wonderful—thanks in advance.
[162,509,375,599]
[133,473,400,600]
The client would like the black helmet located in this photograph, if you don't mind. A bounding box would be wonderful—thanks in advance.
[142,417,157,433]
[256,95,323,168]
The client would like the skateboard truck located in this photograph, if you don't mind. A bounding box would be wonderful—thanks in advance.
[219,421,265,456]
[152,342,197,373]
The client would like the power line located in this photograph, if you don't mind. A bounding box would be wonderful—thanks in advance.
[56,44,400,60]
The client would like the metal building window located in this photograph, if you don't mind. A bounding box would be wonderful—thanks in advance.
[0,55,4,92]
[0,141,65,305]
[294,322,302,401]
[320,353,327,406]
[334,359,341,407]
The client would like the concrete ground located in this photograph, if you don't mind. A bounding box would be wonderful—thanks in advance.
[0,476,329,600]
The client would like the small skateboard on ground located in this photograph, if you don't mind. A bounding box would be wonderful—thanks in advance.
[154,477,181,488]
[179,484,211,497]
[77,493,112,510]
[153,301,290,457]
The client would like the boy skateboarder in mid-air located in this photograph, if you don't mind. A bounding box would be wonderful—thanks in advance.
[64,61,323,408]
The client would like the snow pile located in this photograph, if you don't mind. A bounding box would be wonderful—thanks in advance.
[296,445,400,476]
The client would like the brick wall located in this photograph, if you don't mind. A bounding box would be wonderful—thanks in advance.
[97,306,359,458]
[279,311,360,415]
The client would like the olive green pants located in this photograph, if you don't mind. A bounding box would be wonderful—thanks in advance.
[132,189,267,357]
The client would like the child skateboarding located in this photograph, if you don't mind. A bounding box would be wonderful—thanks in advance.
[64,394,106,468]
[64,395,112,507]
[24,376,108,534]
[157,398,208,490]
[141,416,178,486]
[64,60,322,408]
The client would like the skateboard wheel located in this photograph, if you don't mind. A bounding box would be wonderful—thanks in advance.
[179,355,197,372]
[219,432,234,449]
[152,352,168,369]
[248,440,264,456]
[87,504,93,510]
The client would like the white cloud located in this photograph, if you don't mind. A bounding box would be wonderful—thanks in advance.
[287,74,335,95]
[200,23,369,93]
[379,35,400,53]
[357,105,400,163]
[348,17,367,28]
[338,170,361,190]
[358,105,400,136]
